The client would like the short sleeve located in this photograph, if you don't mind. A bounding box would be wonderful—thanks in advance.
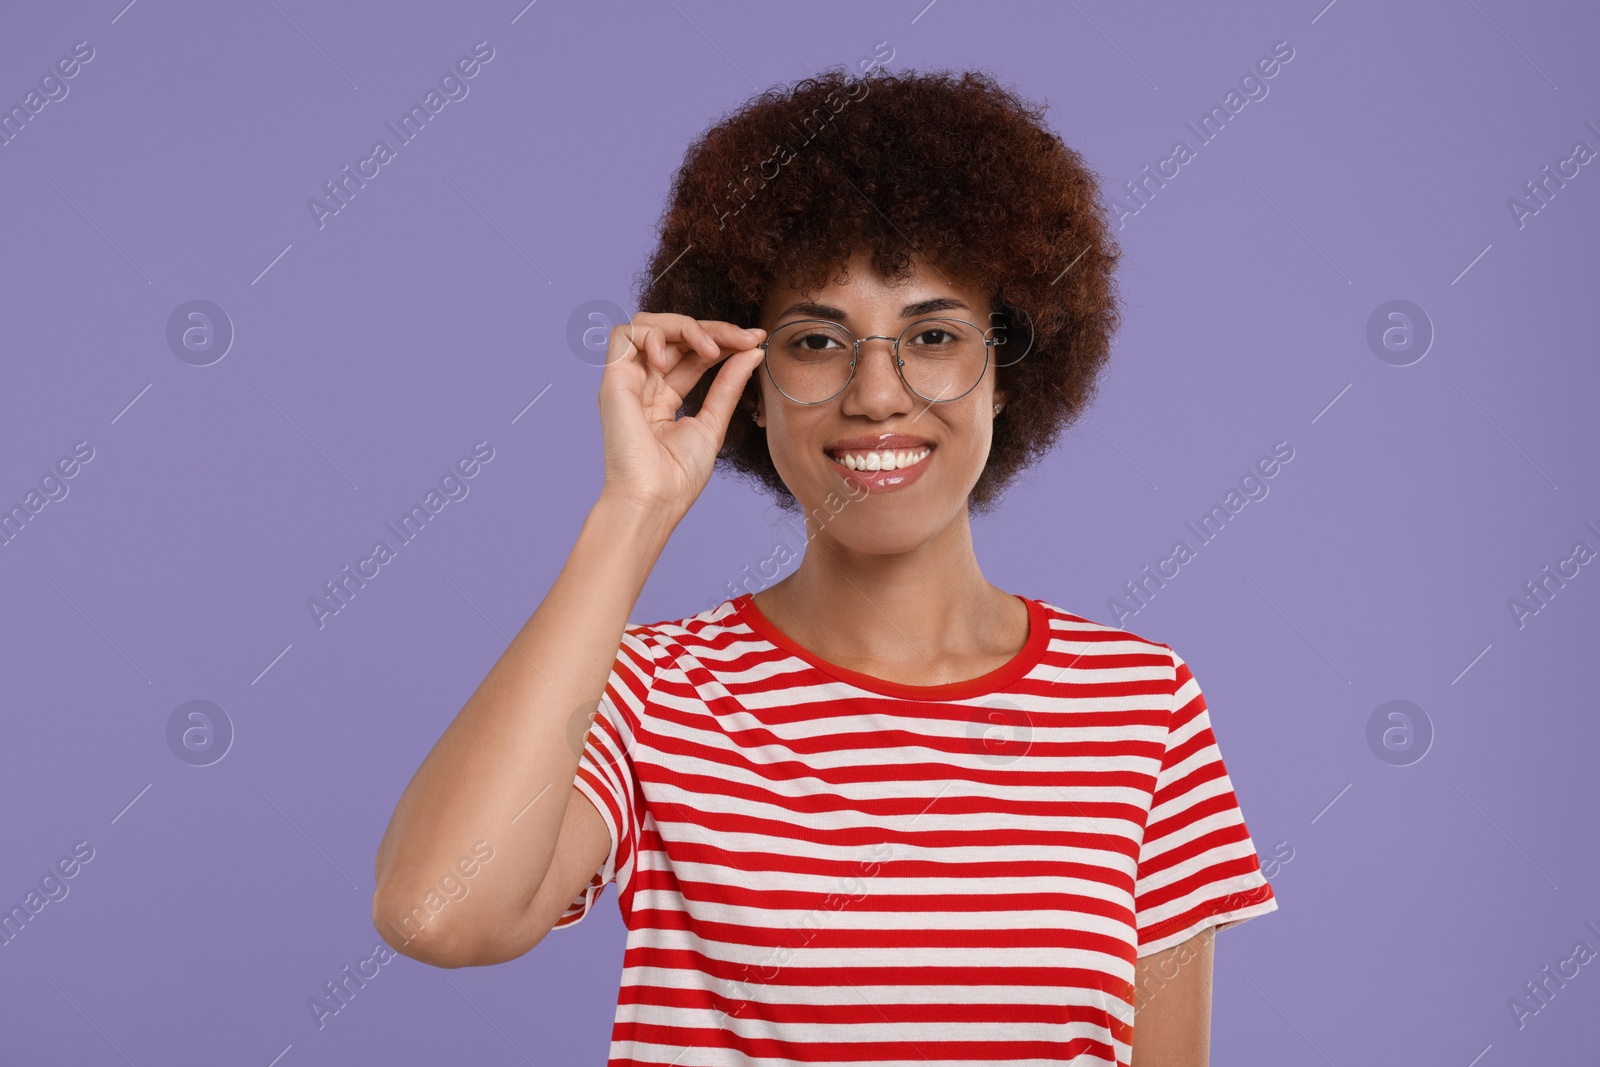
[1133,646,1277,957]
[549,625,656,931]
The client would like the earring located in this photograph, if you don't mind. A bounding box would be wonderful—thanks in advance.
[993,403,1002,415]
[752,411,760,423]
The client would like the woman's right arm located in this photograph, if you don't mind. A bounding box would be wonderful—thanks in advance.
[370,495,669,967]
[369,314,766,968]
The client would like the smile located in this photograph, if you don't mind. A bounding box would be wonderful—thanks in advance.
[823,445,936,493]
[826,447,932,472]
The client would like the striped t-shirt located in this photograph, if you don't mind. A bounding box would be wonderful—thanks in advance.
[554,591,1277,1065]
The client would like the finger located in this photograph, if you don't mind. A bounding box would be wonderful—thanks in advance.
[682,320,722,364]
[608,320,669,377]
[648,327,666,373]
[605,320,646,367]
[621,311,696,367]
[698,319,766,356]
[598,324,668,425]
[652,317,748,378]
[659,325,765,399]
[633,320,668,373]
[693,344,766,430]
[646,319,716,383]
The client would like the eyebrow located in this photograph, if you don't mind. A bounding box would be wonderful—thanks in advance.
[774,297,971,322]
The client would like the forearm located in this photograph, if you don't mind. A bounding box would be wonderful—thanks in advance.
[371,494,675,956]
[1131,929,1215,1065]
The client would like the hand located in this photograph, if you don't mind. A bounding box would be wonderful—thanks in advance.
[595,312,766,519]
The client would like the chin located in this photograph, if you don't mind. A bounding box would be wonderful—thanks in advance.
[792,485,966,553]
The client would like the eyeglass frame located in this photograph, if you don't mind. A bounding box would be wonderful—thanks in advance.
[752,315,1002,406]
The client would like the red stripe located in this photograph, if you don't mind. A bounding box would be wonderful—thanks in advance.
[552,596,1276,1064]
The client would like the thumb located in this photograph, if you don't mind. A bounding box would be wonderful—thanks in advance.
[696,346,765,430]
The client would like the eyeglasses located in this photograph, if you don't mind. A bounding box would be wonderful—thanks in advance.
[755,316,1000,405]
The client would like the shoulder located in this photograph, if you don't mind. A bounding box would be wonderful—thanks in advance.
[1026,595,1177,665]
[621,596,751,664]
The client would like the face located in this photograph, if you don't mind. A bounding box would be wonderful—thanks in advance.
[753,249,1007,551]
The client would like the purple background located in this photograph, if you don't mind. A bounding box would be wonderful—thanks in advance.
[2,0,1596,1063]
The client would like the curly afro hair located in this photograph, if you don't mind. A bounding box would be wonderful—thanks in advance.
[632,66,1123,516]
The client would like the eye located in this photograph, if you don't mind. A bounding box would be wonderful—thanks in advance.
[773,324,850,361]
[793,330,844,351]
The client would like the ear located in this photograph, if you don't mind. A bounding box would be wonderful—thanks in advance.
[750,379,766,427]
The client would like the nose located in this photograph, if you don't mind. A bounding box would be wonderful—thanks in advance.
[841,334,916,416]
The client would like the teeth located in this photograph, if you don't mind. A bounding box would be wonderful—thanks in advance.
[831,447,931,472]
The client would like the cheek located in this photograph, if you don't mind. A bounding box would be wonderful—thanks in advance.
[761,410,809,477]
[951,414,991,462]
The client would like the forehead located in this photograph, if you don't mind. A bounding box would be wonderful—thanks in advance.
[760,252,989,321]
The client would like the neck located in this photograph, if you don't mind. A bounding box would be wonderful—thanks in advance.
[752,505,1014,669]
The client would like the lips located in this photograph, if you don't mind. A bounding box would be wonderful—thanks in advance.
[819,432,938,496]
[822,433,936,456]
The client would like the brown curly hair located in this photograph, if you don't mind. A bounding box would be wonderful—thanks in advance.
[632,66,1123,516]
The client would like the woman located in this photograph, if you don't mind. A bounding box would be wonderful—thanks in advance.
[373,67,1276,1065]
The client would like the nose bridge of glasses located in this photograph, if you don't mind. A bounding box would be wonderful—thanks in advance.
[852,331,902,363]
[813,329,907,408]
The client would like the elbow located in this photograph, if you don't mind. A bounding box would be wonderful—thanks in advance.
[370,883,541,968]
[371,885,478,969]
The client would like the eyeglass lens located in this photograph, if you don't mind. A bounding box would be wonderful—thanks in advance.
[763,317,988,404]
